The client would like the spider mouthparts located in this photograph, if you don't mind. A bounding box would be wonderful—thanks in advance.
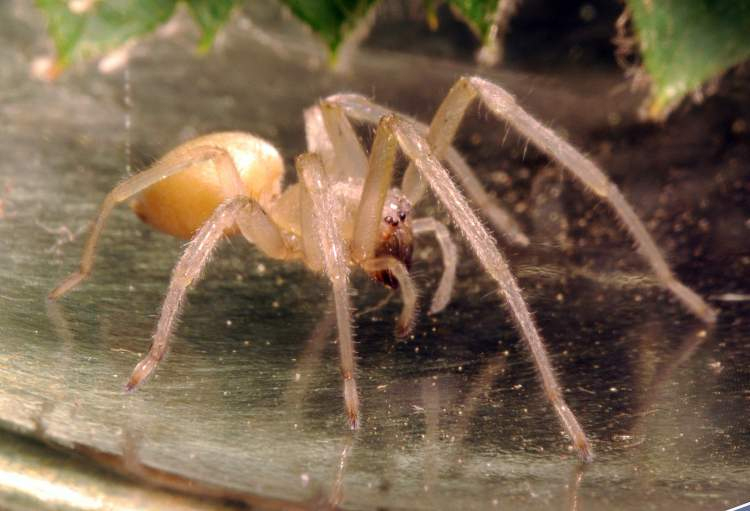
[370,223,414,289]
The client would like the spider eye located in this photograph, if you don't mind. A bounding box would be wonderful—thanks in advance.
[384,215,394,225]
[398,211,407,221]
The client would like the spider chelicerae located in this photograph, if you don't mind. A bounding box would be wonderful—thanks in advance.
[50,76,717,462]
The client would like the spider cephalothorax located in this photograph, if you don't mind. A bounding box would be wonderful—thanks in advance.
[370,189,413,288]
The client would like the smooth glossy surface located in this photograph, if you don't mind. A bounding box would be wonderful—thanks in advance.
[1,2,749,510]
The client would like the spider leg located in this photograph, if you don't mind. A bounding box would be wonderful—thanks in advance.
[49,145,245,299]
[324,93,529,247]
[303,105,336,175]
[295,153,360,429]
[332,80,717,322]
[440,149,530,247]
[350,117,400,263]
[361,256,418,337]
[126,196,251,390]
[465,76,715,323]
[380,114,594,462]
[304,102,368,181]
[412,217,457,314]
[319,101,369,180]
[344,118,420,334]
[234,197,292,260]
[399,80,530,248]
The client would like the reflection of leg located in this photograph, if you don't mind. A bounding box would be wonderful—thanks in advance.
[361,257,418,337]
[529,166,570,249]
[421,378,440,498]
[355,289,394,318]
[385,115,593,461]
[46,299,75,352]
[413,217,457,314]
[450,358,507,450]
[567,463,586,511]
[631,324,714,438]
[126,197,250,391]
[328,435,354,509]
[282,298,336,412]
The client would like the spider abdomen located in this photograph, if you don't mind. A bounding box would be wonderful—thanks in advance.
[131,132,284,239]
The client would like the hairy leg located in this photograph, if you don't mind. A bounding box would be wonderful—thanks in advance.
[343,120,420,335]
[304,102,368,182]
[295,153,360,429]
[49,145,245,299]
[380,114,594,462]
[361,256,418,337]
[318,101,369,180]
[327,86,716,323]
[234,198,292,260]
[126,196,251,390]
[448,76,715,323]
[442,149,530,246]
[298,184,324,273]
[304,105,336,171]
[412,217,457,314]
[350,117,400,263]
[324,93,529,246]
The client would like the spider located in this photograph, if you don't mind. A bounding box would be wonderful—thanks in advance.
[49,76,717,462]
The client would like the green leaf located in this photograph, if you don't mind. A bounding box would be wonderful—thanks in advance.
[35,0,505,74]
[628,0,750,119]
[185,0,241,52]
[35,0,85,65]
[35,0,178,67]
[447,0,502,42]
[279,0,378,54]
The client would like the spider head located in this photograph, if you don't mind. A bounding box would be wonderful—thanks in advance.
[369,189,414,289]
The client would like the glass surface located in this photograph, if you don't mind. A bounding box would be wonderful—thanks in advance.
[1,2,749,510]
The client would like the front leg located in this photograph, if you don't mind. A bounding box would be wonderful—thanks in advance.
[323,93,529,247]
[379,114,594,462]
[304,102,368,182]
[295,153,360,429]
[347,120,421,336]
